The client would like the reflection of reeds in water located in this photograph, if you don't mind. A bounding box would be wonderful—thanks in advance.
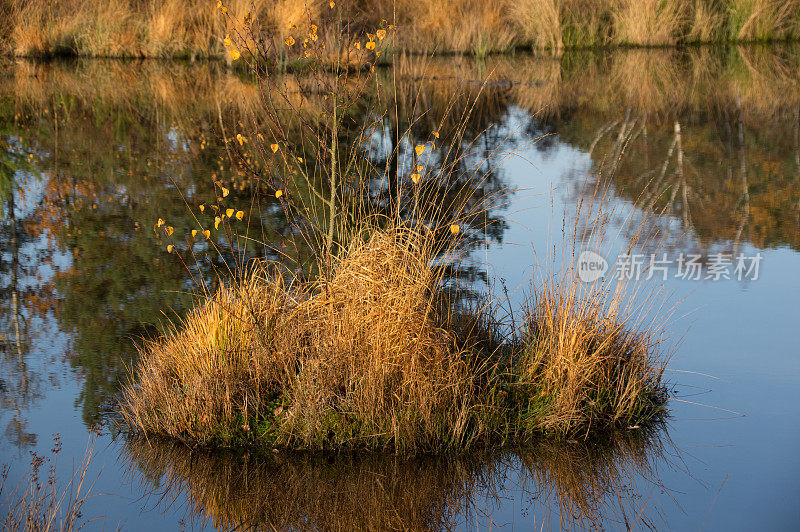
[3,45,798,128]
[124,437,497,531]
[123,424,670,530]
[518,424,669,529]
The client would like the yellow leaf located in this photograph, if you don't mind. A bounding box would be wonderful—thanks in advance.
[229,49,240,60]
[165,226,174,236]
[166,244,174,253]
[221,186,230,197]
[275,190,283,198]
[355,42,361,50]
[450,224,460,235]
[226,208,234,218]
[415,144,425,156]
[156,218,165,227]
[432,131,439,139]
[416,164,423,172]
[365,41,375,50]
[236,210,244,220]
[411,173,421,184]
[236,133,245,145]
[329,0,335,7]
[221,6,226,13]
[271,143,279,153]
[310,24,318,34]
[202,230,211,239]
[192,229,198,238]
[199,204,205,212]
[376,29,386,40]
[224,34,231,46]
[215,216,221,229]
[285,36,295,46]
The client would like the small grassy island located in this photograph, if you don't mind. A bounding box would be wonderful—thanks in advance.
[118,4,670,453]
[121,224,668,452]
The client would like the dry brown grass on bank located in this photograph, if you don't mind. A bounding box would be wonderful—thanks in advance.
[1,0,799,58]
[612,0,686,46]
[1,0,325,58]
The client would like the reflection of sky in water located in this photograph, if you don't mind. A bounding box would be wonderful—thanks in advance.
[1,52,799,529]
[483,116,800,529]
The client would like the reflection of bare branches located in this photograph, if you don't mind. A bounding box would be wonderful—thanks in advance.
[123,424,673,531]
[732,94,750,252]
[1,186,37,450]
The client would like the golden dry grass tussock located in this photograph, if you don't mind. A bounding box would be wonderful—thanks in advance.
[283,226,479,449]
[612,0,686,46]
[121,266,302,444]
[519,273,668,435]
[121,225,492,450]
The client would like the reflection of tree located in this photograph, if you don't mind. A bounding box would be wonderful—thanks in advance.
[554,96,800,254]
[123,424,671,530]
[0,134,37,449]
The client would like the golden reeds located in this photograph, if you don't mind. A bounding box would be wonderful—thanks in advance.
[519,274,667,435]
[121,221,669,450]
[1,0,799,58]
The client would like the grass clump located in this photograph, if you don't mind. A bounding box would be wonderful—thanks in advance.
[121,266,299,446]
[518,275,667,436]
[281,226,480,450]
[122,225,496,451]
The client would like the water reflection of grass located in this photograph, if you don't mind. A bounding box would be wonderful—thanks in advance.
[123,424,670,530]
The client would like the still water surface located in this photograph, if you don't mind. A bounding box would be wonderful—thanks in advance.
[1,46,799,529]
